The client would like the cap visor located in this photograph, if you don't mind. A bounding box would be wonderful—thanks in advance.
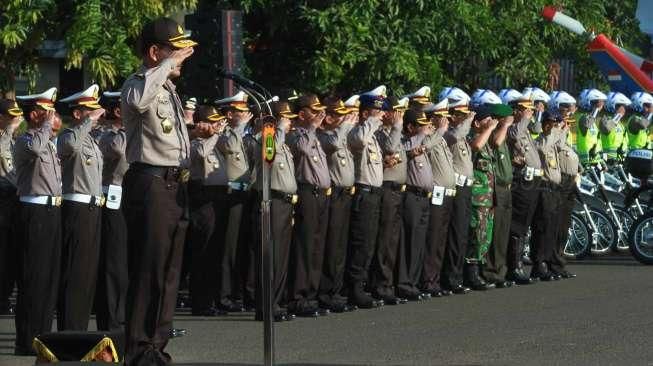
[170,39,198,48]
[310,104,326,111]
[207,114,225,122]
[329,107,349,115]
[8,108,23,116]
[281,112,298,119]
[78,101,103,109]
[36,102,55,111]
[416,118,430,125]
[452,107,471,114]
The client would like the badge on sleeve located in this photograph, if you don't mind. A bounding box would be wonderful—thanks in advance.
[161,118,173,134]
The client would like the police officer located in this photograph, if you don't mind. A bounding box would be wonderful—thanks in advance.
[13,88,61,355]
[551,118,579,279]
[120,17,195,365]
[187,105,229,316]
[396,108,433,300]
[531,111,563,281]
[215,91,254,312]
[252,100,298,321]
[0,100,22,315]
[420,97,457,297]
[600,91,631,161]
[577,89,607,165]
[346,86,387,309]
[442,92,475,294]
[371,96,408,305]
[317,97,356,312]
[286,94,331,317]
[56,85,105,331]
[506,93,541,285]
[95,91,129,331]
[627,92,652,150]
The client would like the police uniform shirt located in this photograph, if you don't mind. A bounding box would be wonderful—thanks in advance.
[190,134,228,186]
[98,126,129,187]
[444,116,474,178]
[252,127,297,194]
[555,130,581,176]
[317,121,355,188]
[376,124,407,184]
[287,125,331,189]
[348,116,384,187]
[536,132,562,184]
[121,58,191,168]
[508,117,542,169]
[404,133,433,190]
[217,123,250,183]
[57,118,103,196]
[0,125,17,188]
[14,121,62,196]
[493,140,514,186]
[423,128,456,189]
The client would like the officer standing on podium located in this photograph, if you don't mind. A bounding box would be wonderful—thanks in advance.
[120,17,195,365]
[13,88,61,356]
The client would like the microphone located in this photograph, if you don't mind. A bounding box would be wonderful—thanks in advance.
[221,70,257,88]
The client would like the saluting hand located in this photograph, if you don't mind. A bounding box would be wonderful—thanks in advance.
[391,110,404,127]
[169,47,194,69]
[312,110,326,128]
[88,108,106,122]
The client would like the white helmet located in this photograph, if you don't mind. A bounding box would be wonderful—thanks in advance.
[548,90,576,110]
[579,88,607,110]
[629,91,653,113]
[438,86,470,108]
[522,87,550,103]
[471,89,501,108]
[605,91,632,113]
[498,89,524,105]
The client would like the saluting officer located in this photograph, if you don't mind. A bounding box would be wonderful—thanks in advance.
[371,96,408,305]
[577,89,607,165]
[120,17,195,365]
[215,90,254,312]
[347,86,387,309]
[530,111,563,281]
[13,88,61,356]
[600,91,631,161]
[187,105,229,316]
[0,99,22,315]
[286,94,331,317]
[316,96,356,313]
[57,84,105,331]
[626,92,653,150]
[396,107,433,301]
[95,91,129,331]
[252,101,299,322]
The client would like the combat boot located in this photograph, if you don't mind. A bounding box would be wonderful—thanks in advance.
[463,263,495,291]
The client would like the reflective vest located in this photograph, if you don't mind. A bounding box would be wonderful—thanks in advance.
[576,113,602,164]
[626,115,649,149]
[600,120,626,158]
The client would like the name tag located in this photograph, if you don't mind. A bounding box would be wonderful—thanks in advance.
[105,185,122,210]
[455,174,466,187]
[524,167,534,181]
[431,186,445,206]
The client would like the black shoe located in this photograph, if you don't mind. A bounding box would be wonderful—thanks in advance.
[422,287,444,298]
[170,328,187,338]
[381,295,403,305]
[557,270,576,279]
[191,307,227,316]
[0,301,13,315]
[440,289,452,296]
[492,280,514,288]
[350,285,382,308]
[295,308,320,317]
[463,263,494,291]
[216,301,246,313]
[450,284,471,294]
[531,262,557,281]
[318,308,330,316]
[397,290,424,301]
[506,268,535,285]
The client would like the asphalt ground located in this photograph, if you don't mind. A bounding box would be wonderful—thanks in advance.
[1,255,652,366]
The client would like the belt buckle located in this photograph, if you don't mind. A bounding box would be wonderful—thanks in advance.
[291,194,299,205]
[427,191,433,198]
[400,184,406,192]
[349,186,356,195]
[179,169,190,183]
[53,196,62,207]
[326,187,332,196]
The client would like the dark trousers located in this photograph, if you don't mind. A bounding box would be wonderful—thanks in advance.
[243,191,259,307]
[442,185,471,288]
[188,186,222,312]
[58,201,101,331]
[254,196,293,315]
[0,190,18,306]
[95,206,128,331]
[15,203,61,351]
[507,178,541,270]
[370,184,404,297]
[123,169,188,366]
[319,188,353,306]
[551,177,576,272]
[217,190,249,307]
[483,184,512,282]
[288,186,329,312]
[346,188,382,290]
[397,191,430,294]
[421,196,454,291]
[531,184,560,265]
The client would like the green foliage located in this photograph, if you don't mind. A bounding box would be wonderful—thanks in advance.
[229,0,648,96]
[0,0,198,93]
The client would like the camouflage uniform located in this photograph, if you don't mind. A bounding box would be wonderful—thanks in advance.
[467,143,495,263]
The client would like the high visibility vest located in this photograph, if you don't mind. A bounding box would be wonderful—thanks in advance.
[628,129,648,149]
[600,121,626,158]
[576,113,602,164]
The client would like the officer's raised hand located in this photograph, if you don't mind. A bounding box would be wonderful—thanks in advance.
[167,47,194,77]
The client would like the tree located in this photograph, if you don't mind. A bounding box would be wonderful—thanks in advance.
[212,0,648,96]
[0,0,198,95]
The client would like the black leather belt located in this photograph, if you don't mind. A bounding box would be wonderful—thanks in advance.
[298,183,332,196]
[0,185,16,198]
[382,181,406,192]
[331,186,356,197]
[355,183,383,195]
[405,185,432,198]
[271,190,299,204]
[130,162,189,183]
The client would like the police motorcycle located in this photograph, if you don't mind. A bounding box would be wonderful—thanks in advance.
[624,149,653,264]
